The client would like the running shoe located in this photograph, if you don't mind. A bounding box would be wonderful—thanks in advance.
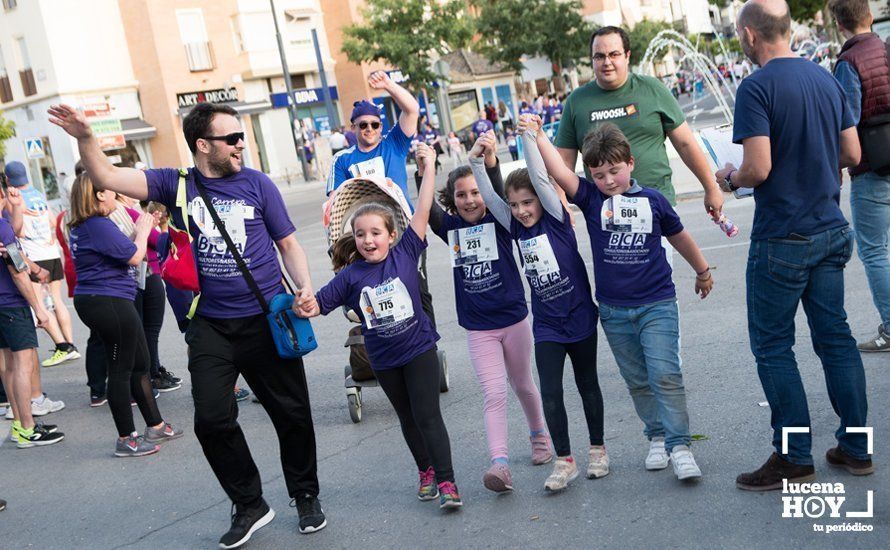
[219,500,275,549]
[417,466,438,501]
[291,494,326,534]
[670,445,702,480]
[544,456,578,491]
[158,367,182,384]
[3,408,11,420]
[482,462,514,493]
[530,433,553,465]
[13,422,58,440]
[114,433,160,457]
[858,324,890,352]
[234,387,251,402]
[0,498,5,512]
[90,395,108,408]
[645,437,670,470]
[41,348,75,367]
[0,406,5,418]
[144,422,184,444]
[17,425,64,448]
[8,424,17,442]
[437,481,462,509]
[32,394,65,415]
[587,445,610,479]
[152,376,181,393]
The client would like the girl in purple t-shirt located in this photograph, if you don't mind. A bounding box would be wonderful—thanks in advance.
[473,129,606,493]
[68,173,183,458]
[420,132,551,494]
[311,144,462,510]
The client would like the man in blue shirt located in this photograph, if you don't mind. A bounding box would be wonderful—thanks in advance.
[326,71,419,204]
[830,0,890,353]
[715,0,871,491]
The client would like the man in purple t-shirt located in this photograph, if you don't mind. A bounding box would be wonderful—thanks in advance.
[472,111,495,140]
[48,102,326,546]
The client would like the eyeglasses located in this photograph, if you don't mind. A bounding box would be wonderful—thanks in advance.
[593,51,627,64]
[358,121,381,130]
[202,132,244,146]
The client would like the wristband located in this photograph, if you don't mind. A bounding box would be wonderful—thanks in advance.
[696,266,710,277]
[724,170,738,191]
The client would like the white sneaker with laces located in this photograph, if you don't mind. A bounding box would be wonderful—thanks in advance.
[31,396,64,416]
[544,457,579,491]
[670,445,702,480]
[4,408,12,420]
[587,445,610,479]
[645,437,670,470]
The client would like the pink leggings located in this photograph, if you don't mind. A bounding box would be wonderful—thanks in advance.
[467,319,547,461]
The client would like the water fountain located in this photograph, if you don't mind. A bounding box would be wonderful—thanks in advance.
[640,30,735,124]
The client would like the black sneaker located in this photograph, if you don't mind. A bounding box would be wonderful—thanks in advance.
[218,500,275,549]
[158,367,182,385]
[17,425,65,449]
[152,375,182,393]
[291,494,327,534]
[35,422,58,434]
[0,498,6,512]
[90,395,108,408]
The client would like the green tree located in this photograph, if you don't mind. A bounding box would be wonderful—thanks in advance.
[626,19,674,61]
[787,0,825,22]
[471,0,591,75]
[0,113,14,159]
[341,0,474,93]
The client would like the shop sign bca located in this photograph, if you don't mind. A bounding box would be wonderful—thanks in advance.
[177,88,239,108]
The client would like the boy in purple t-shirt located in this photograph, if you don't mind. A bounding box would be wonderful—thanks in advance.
[531,117,714,482]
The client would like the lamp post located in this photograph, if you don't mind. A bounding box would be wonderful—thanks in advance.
[270,0,310,180]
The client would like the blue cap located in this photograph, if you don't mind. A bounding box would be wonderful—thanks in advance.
[351,100,382,122]
[3,161,29,187]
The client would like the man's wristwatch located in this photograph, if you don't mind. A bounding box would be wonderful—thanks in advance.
[723,169,738,192]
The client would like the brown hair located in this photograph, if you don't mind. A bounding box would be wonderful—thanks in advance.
[68,173,109,228]
[438,165,474,215]
[330,203,397,271]
[828,0,872,31]
[582,123,632,168]
[504,168,536,199]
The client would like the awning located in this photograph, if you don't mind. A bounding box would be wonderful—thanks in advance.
[120,118,157,140]
[177,100,272,117]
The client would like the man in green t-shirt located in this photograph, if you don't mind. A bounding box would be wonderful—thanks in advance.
[554,26,723,213]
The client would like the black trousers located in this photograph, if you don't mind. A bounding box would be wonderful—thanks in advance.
[74,295,163,437]
[374,347,455,484]
[534,332,604,456]
[134,273,165,378]
[186,313,319,507]
[85,329,106,397]
[418,250,436,330]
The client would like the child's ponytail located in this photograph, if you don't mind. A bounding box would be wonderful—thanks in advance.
[331,234,359,271]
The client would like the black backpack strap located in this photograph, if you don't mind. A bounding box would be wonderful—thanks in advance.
[192,173,269,314]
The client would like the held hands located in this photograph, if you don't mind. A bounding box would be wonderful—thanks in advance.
[715,163,736,193]
[367,71,392,91]
[47,104,93,139]
[415,143,436,174]
[469,130,497,161]
[695,269,713,300]
[135,212,157,235]
[517,114,543,136]
[293,288,319,318]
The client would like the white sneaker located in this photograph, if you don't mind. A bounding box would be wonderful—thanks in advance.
[544,457,579,491]
[645,437,670,470]
[670,445,702,480]
[31,396,64,416]
[5,408,14,420]
[587,445,610,478]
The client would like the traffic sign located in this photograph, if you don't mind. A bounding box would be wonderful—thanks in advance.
[25,138,44,159]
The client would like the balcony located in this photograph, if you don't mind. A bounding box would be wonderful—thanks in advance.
[0,75,11,103]
[19,68,36,96]
[185,41,215,72]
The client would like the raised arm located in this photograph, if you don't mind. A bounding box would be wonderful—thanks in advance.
[48,104,149,200]
[414,171,444,235]
[368,71,419,138]
[533,126,580,198]
[468,134,511,229]
[410,143,437,240]
[517,117,562,220]
[4,187,25,235]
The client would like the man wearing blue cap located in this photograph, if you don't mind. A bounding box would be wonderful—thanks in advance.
[326,71,420,204]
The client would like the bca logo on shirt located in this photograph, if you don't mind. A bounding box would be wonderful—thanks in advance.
[589,104,638,122]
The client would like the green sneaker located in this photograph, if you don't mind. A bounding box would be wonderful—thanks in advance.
[41,348,71,367]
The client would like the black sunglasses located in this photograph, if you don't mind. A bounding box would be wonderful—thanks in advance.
[358,121,381,130]
[202,132,245,146]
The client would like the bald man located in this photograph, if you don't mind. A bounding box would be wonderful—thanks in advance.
[716,0,871,491]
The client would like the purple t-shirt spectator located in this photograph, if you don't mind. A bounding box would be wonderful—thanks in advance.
[511,206,598,344]
[435,212,527,331]
[0,218,28,309]
[344,130,357,147]
[145,167,295,318]
[70,216,138,300]
[472,119,495,136]
[572,178,683,307]
[316,226,440,370]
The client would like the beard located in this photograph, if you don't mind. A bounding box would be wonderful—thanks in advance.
[740,35,758,66]
[207,149,240,177]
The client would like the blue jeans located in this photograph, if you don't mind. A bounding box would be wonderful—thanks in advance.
[600,299,690,452]
[747,226,868,465]
[850,171,890,327]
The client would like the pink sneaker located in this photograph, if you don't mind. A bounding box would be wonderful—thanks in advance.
[530,433,553,465]
[482,462,514,493]
[417,467,438,501]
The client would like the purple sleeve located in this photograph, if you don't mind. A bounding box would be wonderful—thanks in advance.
[656,193,684,237]
[260,177,296,241]
[144,168,181,209]
[316,269,350,315]
[571,176,593,211]
[433,212,456,242]
[95,219,138,263]
[395,224,428,263]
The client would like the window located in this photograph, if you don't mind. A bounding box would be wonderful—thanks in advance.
[176,9,215,71]
[2,0,18,11]
[290,73,306,89]
[230,16,245,54]
[285,12,312,48]
[16,37,36,96]
[0,46,11,103]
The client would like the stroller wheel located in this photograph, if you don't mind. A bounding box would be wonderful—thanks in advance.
[347,387,362,423]
[438,350,449,393]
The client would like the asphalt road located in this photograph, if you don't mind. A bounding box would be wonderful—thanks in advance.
[0,168,886,549]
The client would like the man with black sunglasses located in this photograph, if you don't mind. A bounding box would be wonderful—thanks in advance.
[326,70,420,206]
[47,101,325,548]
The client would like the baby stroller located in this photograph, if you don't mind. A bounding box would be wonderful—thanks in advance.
[323,177,449,423]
